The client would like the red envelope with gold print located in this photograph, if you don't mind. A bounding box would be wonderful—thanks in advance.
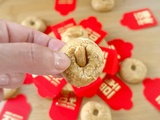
[97,75,133,110]
[55,0,76,16]
[49,91,82,120]
[121,8,158,30]
[0,94,31,120]
[107,39,133,62]
[33,76,67,98]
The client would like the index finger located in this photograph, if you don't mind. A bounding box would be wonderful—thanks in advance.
[0,20,64,51]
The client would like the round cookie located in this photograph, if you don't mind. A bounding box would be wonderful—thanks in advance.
[3,88,18,99]
[80,101,112,120]
[61,26,88,43]
[91,0,115,12]
[61,38,105,87]
[21,16,46,32]
[120,58,147,83]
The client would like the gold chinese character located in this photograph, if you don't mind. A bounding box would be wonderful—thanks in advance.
[2,111,23,120]
[58,0,73,4]
[155,95,160,105]
[43,75,62,86]
[85,28,101,42]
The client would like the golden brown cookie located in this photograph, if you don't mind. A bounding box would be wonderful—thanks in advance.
[21,16,46,32]
[120,58,147,83]
[61,26,88,43]
[61,38,105,87]
[91,0,115,12]
[3,88,18,99]
[80,101,112,120]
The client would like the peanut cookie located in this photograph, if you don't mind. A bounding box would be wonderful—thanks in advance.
[61,38,105,87]
[91,0,115,12]
[21,16,46,32]
[3,88,18,99]
[80,101,112,120]
[120,58,147,83]
[61,26,88,43]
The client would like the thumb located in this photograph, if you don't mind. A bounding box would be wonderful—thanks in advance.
[0,43,70,76]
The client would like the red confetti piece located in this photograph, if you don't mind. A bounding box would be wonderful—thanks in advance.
[121,8,158,30]
[23,73,33,84]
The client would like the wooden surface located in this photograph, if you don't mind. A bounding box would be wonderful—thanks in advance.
[0,0,160,120]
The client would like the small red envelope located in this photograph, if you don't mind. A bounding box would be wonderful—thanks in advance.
[33,76,67,98]
[143,78,160,111]
[72,77,102,98]
[107,39,133,62]
[49,91,83,120]
[51,18,76,39]
[55,0,76,16]
[80,16,107,44]
[0,94,31,120]
[100,46,119,75]
[97,75,133,110]
[121,8,158,30]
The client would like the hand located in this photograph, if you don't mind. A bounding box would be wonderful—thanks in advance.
[0,20,71,100]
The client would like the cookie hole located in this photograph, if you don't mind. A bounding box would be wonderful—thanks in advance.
[30,21,35,25]
[93,109,99,116]
[131,64,136,71]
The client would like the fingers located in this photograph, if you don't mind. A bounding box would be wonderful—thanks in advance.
[0,43,70,76]
[0,20,65,49]
[0,73,25,89]
[0,88,3,101]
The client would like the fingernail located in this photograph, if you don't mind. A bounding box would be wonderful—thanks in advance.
[53,52,71,72]
[0,74,9,85]
[48,39,65,51]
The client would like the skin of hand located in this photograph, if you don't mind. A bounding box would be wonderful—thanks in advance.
[0,20,71,100]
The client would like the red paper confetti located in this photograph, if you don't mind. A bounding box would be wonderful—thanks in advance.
[23,73,33,84]
[121,8,158,30]
[100,47,119,75]
[0,94,31,120]
[143,78,160,111]
[55,0,76,16]
[107,39,133,62]
[49,91,82,120]
[72,77,102,98]
[33,76,67,98]
[97,75,133,110]
[51,18,76,39]
[80,16,107,44]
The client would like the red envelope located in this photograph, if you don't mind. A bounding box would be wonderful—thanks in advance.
[97,75,133,110]
[33,76,67,98]
[55,0,76,16]
[100,47,119,75]
[72,77,102,98]
[80,16,107,44]
[121,8,158,30]
[107,39,133,62]
[51,18,76,39]
[0,94,31,120]
[49,91,83,120]
[23,73,33,84]
[143,78,160,111]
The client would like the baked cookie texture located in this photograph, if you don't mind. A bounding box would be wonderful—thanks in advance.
[61,38,105,87]
[21,16,46,32]
[91,0,115,12]
[61,26,88,43]
[120,58,147,84]
[80,101,112,120]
